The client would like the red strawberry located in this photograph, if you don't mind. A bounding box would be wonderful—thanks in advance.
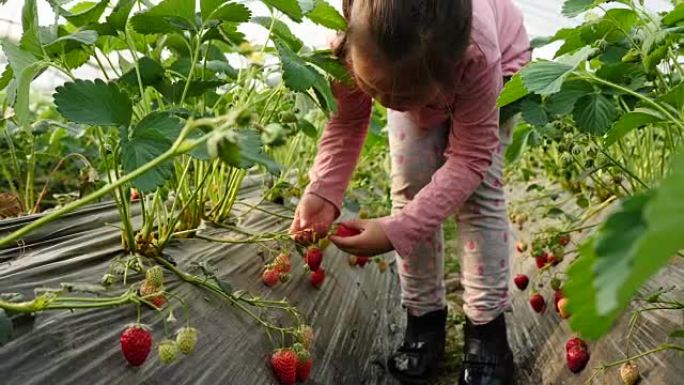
[334,224,361,237]
[515,241,528,253]
[553,290,564,313]
[565,337,587,352]
[131,188,140,201]
[262,268,279,287]
[120,325,152,366]
[356,256,369,267]
[274,253,291,273]
[529,293,545,313]
[558,234,571,246]
[546,253,559,266]
[271,348,298,385]
[293,343,313,382]
[310,269,326,289]
[535,254,547,269]
[513,274,529,291]
[305,247,323,271]
[566,345,590,373]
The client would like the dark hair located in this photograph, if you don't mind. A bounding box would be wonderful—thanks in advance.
[336,0,472,85]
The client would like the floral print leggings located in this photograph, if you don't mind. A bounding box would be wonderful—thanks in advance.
[387,110,515,325]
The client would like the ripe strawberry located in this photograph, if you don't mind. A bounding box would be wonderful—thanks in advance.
[271,348,298,385]
[348,255,358,267]
[145,266,164,287]
[310,269,326,289]
[274,253,291,273]
[565,337,587,352]
[529,293,545,313]
[620,361,639,385]
[356,256,369,267]
[513,274,529,290]
[553,290,564,313]
[334,224,361,237]
[558,297,571,319]
[131,188,140,201]
[305,247,323,271]
[515,241,528,253]
[139,279,166,309]
[377,259,389,273]
[546,253,559,266]
[566,345,590,373]
[558,234,571,247]
[158,339,178,364]
[120,325,152,366]
[297,325,315,349]
[535,255,547,269]
[262,268,280,287]
[176,327,198,355]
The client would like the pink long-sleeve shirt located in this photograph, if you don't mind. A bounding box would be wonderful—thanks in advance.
[305,0,531,257]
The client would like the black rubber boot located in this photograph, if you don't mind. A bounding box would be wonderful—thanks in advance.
[388,307,447,384]
[459,314,514,385]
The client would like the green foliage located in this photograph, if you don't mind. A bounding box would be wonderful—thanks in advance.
[53,79,132,127]
[566,152,684,338]
[305,0,347,31]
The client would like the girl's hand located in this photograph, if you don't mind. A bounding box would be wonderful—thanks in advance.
[290,194,336,245]
[330,218,393,256]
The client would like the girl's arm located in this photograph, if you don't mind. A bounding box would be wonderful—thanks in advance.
[379,45,502,257]
[303,82,373,216]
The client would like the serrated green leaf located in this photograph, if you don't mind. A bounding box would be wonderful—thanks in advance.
[660,82,684,111]
[1,40,47,128]
[154,79,226,103]
[44,30,99,53]
[252,16,303,52]
[304,50,352,84]
[520,96,548,126]
[54,79,132,126]
[121,112,183,192]
[118,56,165,88]
[204,1,251,23]
[662,3,684,26]
[298,119,317,138]
[306,0,346,31]
[0,309,12,345]
[572,93,618,135]
[504,123,534,164]
[130,0,196,34]
[209,130,280,174]
[276,41,317,91]
[521,61,574,96]
[0,65,13,92]
[497,73,528,107]
[62,0,110,27]
[106,0,135,31]
[530,36,553,49]
[262,0,303,22]
[20,0,42,56]
[605,109,664,146]
[562,0,603,17]
[546,79,594,116]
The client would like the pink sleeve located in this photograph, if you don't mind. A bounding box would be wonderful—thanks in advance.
[379,46,502,257]
[304,82,373,215]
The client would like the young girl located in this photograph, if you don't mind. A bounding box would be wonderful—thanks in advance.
[290,1,531,383]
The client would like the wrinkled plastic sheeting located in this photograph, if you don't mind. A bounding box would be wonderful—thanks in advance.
[0,176,404,385]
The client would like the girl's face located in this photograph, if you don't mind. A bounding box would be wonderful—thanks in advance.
[349,44,440,112]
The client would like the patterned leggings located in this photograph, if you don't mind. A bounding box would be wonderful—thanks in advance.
[387,110,515,325]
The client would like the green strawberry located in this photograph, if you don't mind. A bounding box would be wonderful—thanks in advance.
[176,327,198,355]
[145,266,164,287]
[158,339,178,364]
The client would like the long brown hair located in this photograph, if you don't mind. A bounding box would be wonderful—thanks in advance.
[335,0,473,86]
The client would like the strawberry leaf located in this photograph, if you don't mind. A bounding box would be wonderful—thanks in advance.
[1,40,48,128]
[252,16,303,52]
[0,65,12,92]
[106,0,135,31]
[505,123,534,164]
[51,0,110,27]
[572,93,618,135]
[562,0,605,17]
[130,0,197,35]
[275,40,317,91]
[202,1,251,23]
[520,96,548,127]
[497,73,528,107]
[305,0,346,31]
[20,0,42,56]
[54,79,132,126]
[262,0,303,22]
[604,108,664,146]
[566,152,684,338]
[546,79,593,116]
[121,112,183,192]
[304,50,352,85]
